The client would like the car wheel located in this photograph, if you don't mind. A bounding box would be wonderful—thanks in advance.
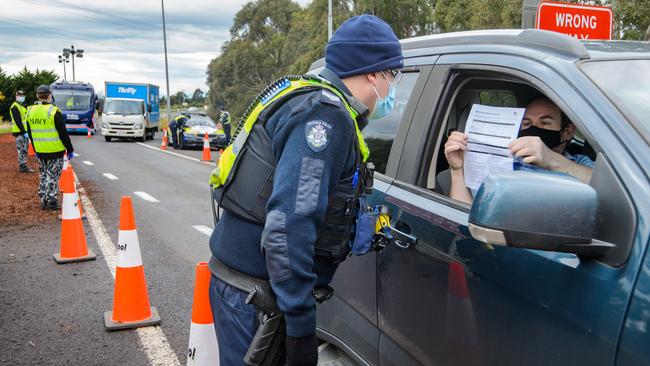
[104,136,112,142]
[138,134,146,142]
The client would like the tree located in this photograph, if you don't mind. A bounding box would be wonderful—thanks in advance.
[354,0,436,38]
[0,67,58,122]
[191,88,205,104]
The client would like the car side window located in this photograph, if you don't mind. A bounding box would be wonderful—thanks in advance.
[364,68,420,174]
[421,73,597,201]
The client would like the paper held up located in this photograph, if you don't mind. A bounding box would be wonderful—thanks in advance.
[463,104,525,191]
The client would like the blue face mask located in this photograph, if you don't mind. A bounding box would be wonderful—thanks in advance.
[370,75,396,120]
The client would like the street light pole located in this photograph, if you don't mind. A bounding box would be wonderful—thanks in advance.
[62,45,84,82]
[58,54,69,81]
[161,0,172,125]
[328,0,333,40]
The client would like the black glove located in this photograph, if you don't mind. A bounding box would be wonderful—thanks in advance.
[285,334,318,366]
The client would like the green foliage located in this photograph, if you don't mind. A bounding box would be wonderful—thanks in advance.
[0,66,59,122]
[206,0,650,125]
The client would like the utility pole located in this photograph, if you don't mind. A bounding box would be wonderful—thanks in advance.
[328,0,333,40]
[161,0,172,125]
[58,54,69,82]
[62,45,84,82]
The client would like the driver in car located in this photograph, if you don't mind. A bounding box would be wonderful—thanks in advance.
[445,97,594,204]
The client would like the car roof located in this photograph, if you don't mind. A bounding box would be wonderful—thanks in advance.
[309,29,650,70]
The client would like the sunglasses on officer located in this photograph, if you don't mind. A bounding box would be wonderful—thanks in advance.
[386,68,402,84]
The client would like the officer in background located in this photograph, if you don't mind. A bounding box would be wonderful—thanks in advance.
[10,90,34,173]
[218,106,231,145]
[169,112,189,149]
[208,15,403,365]
[25,85,74,210]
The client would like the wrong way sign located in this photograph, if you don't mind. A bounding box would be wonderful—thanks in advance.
[536,1,613,40]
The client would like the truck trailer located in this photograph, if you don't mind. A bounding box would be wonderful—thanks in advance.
[101,81,160,142]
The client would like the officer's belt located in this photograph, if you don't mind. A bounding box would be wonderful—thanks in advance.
[208,257,274,302]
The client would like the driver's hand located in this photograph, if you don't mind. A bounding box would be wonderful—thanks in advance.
[444,131,467,171]
[509,136,556,168]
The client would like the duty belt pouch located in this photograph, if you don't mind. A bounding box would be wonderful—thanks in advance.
[218,122,275,224]
[350,196,377,256]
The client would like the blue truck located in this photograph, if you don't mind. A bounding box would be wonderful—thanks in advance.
[100,81,159,142]
[50,81,98,134]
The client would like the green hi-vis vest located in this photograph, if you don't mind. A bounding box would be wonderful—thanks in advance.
[26,104,65,153]
[10,102,27,133]
[209,75,368,189]
[220,111,231,125]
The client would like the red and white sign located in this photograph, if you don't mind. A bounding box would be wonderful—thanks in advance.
[536,1,613,40]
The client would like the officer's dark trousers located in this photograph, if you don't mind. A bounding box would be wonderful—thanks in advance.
[209,275,259,365]
[169,125,178,148]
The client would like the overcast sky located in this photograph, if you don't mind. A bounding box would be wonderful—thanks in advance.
[0,0,310,97]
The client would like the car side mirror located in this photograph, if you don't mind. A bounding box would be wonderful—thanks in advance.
[468,171,614,256]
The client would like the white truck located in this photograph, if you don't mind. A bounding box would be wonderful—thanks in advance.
[101,82,160,142]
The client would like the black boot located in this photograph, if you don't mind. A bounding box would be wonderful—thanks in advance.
[19,165,34,173]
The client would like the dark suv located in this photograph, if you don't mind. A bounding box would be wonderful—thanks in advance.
[312,29,650,366]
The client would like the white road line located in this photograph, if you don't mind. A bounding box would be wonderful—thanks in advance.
[103,173,119,180]
[192,225,213,237]
[136,142,202,163]
[75,179,181,366]
[82,160,94,166]
[134,191,160,203]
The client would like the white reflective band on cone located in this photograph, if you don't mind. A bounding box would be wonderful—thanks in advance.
[115,229,143,268]
[61,193,81,220]
[203,139,209,148]
[187,323,219,366]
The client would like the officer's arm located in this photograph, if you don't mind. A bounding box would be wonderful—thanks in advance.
[10,106,26,134]
[262,103,355,338]
[54,110,74,153]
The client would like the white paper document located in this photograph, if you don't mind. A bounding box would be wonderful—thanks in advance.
[463,104,525,191]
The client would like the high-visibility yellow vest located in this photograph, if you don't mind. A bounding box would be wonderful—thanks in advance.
[209,75,369,188]
[10,102,27,134]
[25,104,65,153]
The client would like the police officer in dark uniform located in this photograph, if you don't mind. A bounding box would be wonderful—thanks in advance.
[218,106,231,145]
[169,112,189,149]
[207,15,403,365]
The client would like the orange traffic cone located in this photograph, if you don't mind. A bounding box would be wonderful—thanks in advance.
[201,133,211,161]
[443,261,480,364]
[187,262,219,365]
[104,196,161,331]
[161,130,168,151]
[87,128,92,138]
[28,141,36,157]
[53,168,96,264]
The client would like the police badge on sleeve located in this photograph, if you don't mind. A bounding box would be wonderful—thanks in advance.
[305,120,332,152]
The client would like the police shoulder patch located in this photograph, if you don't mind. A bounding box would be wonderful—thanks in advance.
[305,120,332,152]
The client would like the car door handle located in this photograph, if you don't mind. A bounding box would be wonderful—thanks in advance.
[389,225,417,249]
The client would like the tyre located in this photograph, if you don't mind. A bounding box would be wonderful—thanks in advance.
[138,134,146,142]
[104,136,112,142]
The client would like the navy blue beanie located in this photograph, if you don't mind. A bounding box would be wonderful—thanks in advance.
[326,15,403,78]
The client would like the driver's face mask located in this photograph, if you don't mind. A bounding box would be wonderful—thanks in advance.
[518,125,564,149]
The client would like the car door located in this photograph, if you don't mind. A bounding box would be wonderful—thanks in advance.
[376,53,649,366]
[316,59,433,366]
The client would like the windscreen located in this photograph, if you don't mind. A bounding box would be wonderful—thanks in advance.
[52,89,93,110]
[186,116,216,128]
[104,99,144,115]
[581,59,650,139]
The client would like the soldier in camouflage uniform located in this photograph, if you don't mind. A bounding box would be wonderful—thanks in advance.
[25,85,74,210]
[10,90,34,173]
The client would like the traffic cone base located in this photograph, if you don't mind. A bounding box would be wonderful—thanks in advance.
[53,250,96,264]
[104,307,160,331]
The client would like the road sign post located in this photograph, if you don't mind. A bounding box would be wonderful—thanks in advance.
[536,1,613,40]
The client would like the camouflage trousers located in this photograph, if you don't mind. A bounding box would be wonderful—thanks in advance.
[38,157,64,205]
[15,134,28,169]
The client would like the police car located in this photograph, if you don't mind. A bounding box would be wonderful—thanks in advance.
[167,113,227,150]
[311,29,650,366]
